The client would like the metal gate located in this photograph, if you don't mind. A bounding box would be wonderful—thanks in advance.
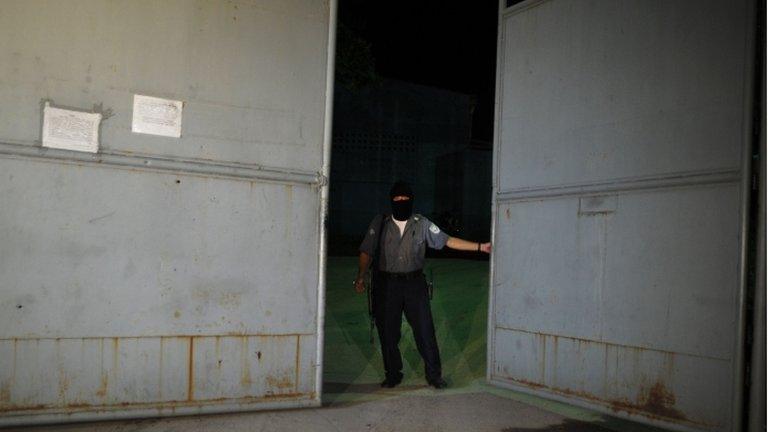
[0,0,336,426]
[488,0,755,431]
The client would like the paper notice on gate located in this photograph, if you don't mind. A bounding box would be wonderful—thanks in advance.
[42,103,101,153]
[131,94,183,138]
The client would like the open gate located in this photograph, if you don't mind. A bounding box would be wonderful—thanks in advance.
[488,1,756,430]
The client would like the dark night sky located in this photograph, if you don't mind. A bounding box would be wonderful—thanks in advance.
[337,0,499,142]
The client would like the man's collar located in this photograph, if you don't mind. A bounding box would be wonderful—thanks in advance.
[389,214,419,223]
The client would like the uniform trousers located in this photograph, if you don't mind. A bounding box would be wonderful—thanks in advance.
[373,273,442,382]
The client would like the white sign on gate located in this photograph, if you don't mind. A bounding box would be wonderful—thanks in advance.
[42,102,101,153]
[132,94,183,138]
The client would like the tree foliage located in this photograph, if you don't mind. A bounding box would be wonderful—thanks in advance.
[335,23,378,90]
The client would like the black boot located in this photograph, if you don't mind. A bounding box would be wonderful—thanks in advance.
[427,377,447,389]
[381,376,402,388]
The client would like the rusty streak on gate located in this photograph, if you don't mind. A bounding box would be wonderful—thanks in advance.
[187,336,195,401]
[492,326,719,429]
[0,334,310,414]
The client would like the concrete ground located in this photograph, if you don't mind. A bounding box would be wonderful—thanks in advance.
[6,386,663,432]
[4,258,665,431]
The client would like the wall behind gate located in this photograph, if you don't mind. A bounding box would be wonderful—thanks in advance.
[0,0,333,425]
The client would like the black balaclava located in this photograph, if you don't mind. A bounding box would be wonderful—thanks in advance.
[389,181,414,221]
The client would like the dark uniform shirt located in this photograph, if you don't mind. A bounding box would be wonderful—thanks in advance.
[359,214,449,273]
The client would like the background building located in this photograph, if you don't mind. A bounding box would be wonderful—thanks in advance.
[329,79,491,254]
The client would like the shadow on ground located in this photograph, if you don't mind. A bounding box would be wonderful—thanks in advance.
[323,381,425,394]
[502,418,614,431]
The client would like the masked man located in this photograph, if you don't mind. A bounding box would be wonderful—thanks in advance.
[354,181,492,389]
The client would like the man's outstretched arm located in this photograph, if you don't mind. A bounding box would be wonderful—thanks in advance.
[354,252,372,293]
[446,237,492,254]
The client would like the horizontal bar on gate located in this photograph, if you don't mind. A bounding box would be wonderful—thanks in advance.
[496,168,741,203]
[501,0,552,18]
[487,378,706,432]
[0,395,320,427]
[494,325,731,362]
[0,141,323,186]
[0,333,315,341]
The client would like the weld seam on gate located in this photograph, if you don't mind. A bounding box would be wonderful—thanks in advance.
[0,141,321,186]
[495,169,741,203]
[494,326,731,362]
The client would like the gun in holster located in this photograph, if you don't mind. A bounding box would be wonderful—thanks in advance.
[366,271,375,344]
[427,268,435,300]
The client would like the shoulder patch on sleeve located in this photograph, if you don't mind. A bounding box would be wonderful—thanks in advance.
[369,228,376,236]
[429,224,440,234]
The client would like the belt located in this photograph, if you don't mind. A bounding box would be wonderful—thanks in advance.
[380,269,423,280]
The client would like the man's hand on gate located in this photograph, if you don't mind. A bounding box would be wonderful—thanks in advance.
[354,277,366,294]
[446,237,493,254]
[480,242,492,254]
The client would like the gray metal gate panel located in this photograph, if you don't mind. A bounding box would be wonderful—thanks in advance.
[488,1,754,431]
[0,0,330,172]
[0,0,336,426]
